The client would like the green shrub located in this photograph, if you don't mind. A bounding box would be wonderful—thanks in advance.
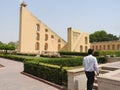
[37,57,83,67]
[0,54,25,62]
[59,51,87,56]
[98,50,120,57]
[59,51,99,56]
[0,54,106,65]
[24,61,67,86]
[97,56,107,63]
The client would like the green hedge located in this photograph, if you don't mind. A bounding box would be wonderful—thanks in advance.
[59,51,87,56]
[59,51,99,56]
[98,50,120,57]
[24,61,67,86]
[97,56,107,63]
[0,54,107,65]
[36,57,83,67]
[0,54,25,62]
[39,57,106,65]
[23,56,106,86]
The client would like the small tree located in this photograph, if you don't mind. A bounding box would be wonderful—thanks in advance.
[6,44,15,53]
[0,42,15,54]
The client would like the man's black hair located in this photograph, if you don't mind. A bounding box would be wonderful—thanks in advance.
[88,49,94,55]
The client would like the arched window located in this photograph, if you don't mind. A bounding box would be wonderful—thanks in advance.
[58,44,61,50]
[99,45,101,50]
[58,39,61,43]
[117,44,120,50]
[44,43,48,50]
[36,33,40,40]
[35,42,39,50]
[36,24,40,31]
[103,45,106,50]
[51,35,54,39]
[107,45,110,50]
[45,34,48,41]
[112,44,115,50]
[96,46,98,50]
[85,37,88,44]
[80,45,83,52]
[45,29,48,32]
[85,46,88,52]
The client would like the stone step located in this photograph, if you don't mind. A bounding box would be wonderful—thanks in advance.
[94,77,98,83]
[93,83,98,90]
[99,69,110,74]
[101,67,117,71]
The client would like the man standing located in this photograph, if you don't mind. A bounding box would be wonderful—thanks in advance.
[83,49,99,90]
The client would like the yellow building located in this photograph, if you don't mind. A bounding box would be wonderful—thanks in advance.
[65,27,90,52]
[18,2,90,54]
[91,41,120,50]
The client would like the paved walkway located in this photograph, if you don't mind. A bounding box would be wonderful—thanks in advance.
[0,58,60,90]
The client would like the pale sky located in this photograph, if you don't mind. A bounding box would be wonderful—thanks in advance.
[0,0,120,43]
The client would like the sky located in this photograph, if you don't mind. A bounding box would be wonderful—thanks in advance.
[0,0,120,43]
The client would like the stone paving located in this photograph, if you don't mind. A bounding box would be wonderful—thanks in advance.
[103,61,120,69]
[0,58,60,90]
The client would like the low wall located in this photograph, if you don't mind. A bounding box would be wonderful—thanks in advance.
[67,64,105,90]
[98,69,120,90]
[67,68,87,90]
[67,62,120,90]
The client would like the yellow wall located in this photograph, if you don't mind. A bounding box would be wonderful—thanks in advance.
[19,3,66,54]
[91,41,120,50]
[18,2,90,54]
[67,27,90,52]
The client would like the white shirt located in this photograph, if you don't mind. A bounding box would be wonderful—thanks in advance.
[83,55,99,73]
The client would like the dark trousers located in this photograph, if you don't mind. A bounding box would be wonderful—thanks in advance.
[85,71,95,90]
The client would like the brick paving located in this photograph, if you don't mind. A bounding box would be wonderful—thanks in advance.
[0,58,60,90]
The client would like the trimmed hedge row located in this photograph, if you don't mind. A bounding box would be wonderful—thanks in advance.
[98,50,120,57]
[23,56,107,86]
[97,56,107,63]
[59,51,99,56]
[0,54,25,62]
[59,50,120,57]
[36,57,83,67]
[24,61,67,86]
[0,54,107,66]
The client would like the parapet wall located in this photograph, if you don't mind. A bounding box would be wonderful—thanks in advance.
[98,69,120,90]
[97,61,120,90]
[67,68,87,90]
[67,62,120,90]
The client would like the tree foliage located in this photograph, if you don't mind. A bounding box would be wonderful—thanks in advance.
[90,30,119,42]
[0,41,16,53]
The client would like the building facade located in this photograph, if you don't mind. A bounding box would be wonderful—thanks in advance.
[66,27,90,52]
[91,41,120,51]
[18,2,90,54]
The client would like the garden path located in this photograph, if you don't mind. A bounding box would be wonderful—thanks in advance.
[0,58,60,90]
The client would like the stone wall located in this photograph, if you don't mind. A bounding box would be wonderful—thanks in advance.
[67,68,87,90]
